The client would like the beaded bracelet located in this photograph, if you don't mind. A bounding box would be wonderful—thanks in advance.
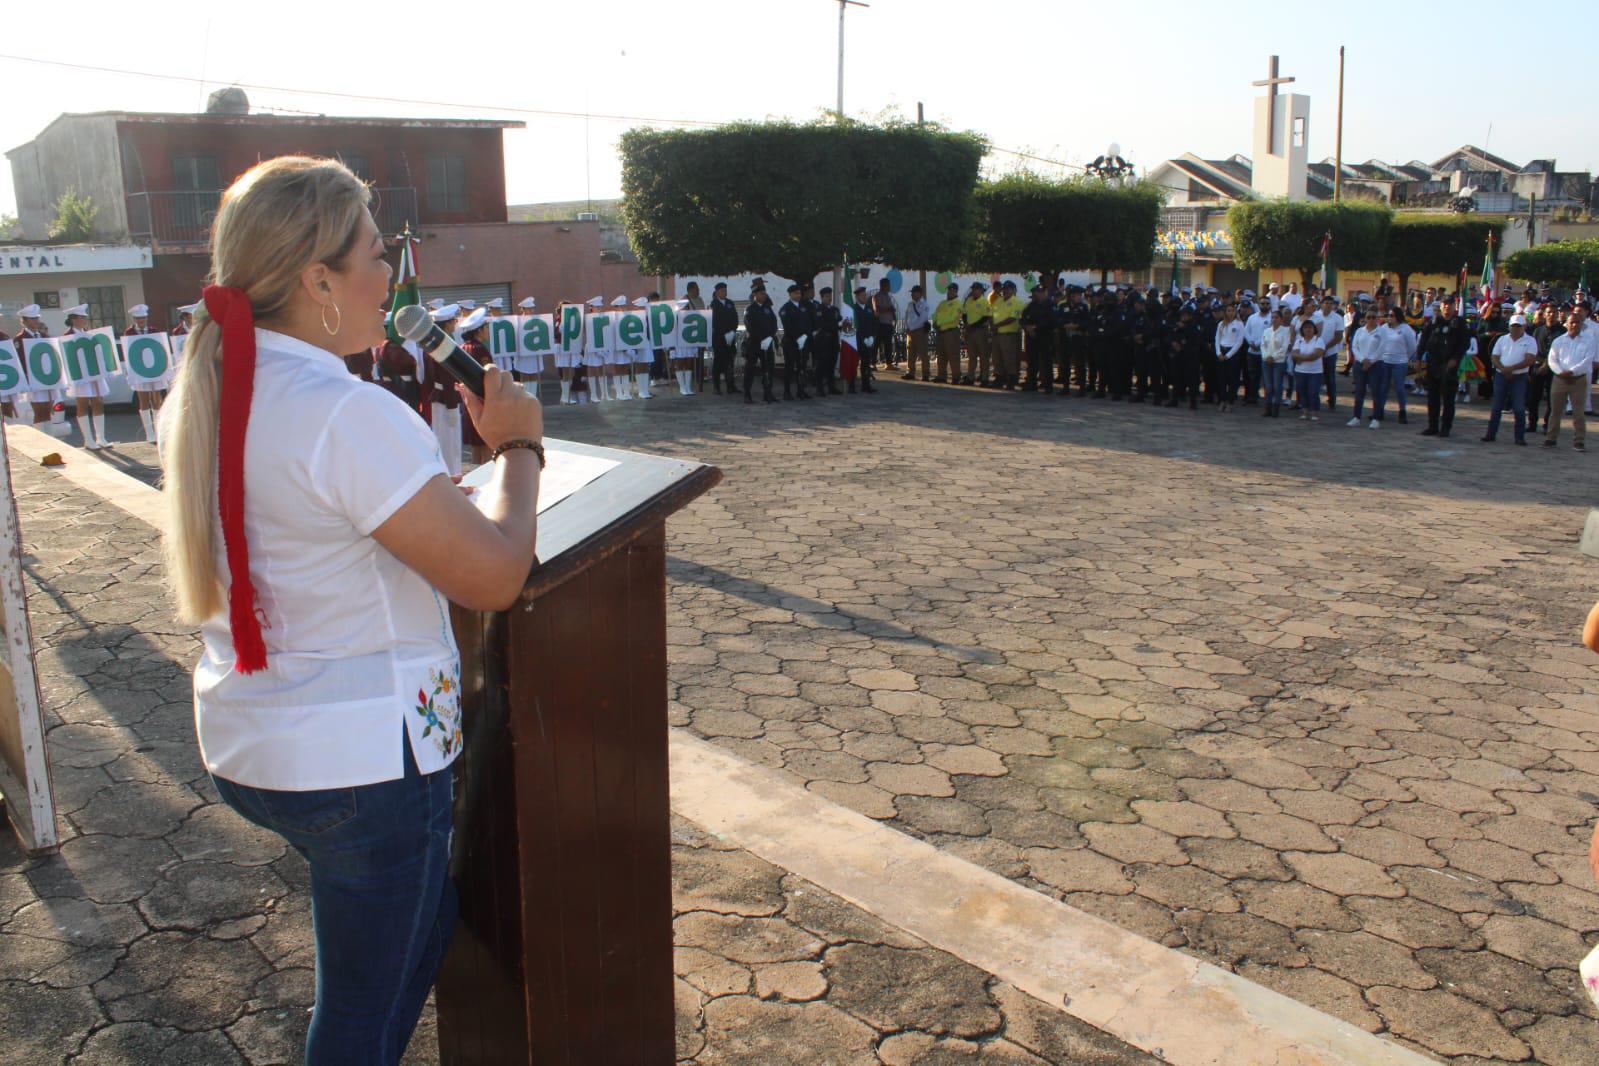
[490,438,546,468]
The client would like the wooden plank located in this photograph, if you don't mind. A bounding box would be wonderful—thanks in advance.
[628,525,676,1061]
[0,425,54,853]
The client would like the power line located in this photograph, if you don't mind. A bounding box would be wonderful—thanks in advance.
[0,54,722,128]
[0,51,1184,194]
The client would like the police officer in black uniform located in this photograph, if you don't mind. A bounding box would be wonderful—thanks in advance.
[778,283,812,400]
[1089,289,1117,398]
[744,286,779,403]
[1417,295,1472,437]
[1062,288,1090,395]
[813,286,843,395]
[1164,303,1201,410]
[709,281,739,395]
[1123,293,1151,402]
[1019,285,1054,393]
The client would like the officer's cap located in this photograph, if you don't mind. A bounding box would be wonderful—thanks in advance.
[458,307,488,333]
[787,283,801,293]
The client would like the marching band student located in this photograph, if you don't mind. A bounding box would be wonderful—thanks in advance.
[17,304,58,431]
[457,307,494,462]
[628,295,653,400]
[0,310,12,423]
[605,294,631,401]
[124,303,166,442]
[675,281,705,395]
[553,299,580,405]
[63,304,111,450]
[582,296,608,402]
[513,297,541,384]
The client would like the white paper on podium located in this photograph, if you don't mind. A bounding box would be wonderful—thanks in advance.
[460,446,620,514]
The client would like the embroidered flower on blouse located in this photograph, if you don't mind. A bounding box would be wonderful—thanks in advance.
[413,662,464,757]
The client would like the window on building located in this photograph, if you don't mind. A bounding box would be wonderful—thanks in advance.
[1292,118,1306,149]
[426,153,467,213]
[337,152,373,183]
[32,291,61,310]
[170,153,220,191]
[78,286,126,332]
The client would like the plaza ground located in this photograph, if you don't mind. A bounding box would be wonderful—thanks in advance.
[1,377,1596,1063]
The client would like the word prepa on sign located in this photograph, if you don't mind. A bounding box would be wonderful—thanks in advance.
[483,306,712,364]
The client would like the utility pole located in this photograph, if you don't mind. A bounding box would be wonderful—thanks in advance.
[1333,45,1345,202]
[836,0,869,119]
[835,0,869,303]
[1528,193,1537,248]
[917,101,927,300]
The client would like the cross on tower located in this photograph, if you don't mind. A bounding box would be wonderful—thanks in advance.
[1253,55,1296,157]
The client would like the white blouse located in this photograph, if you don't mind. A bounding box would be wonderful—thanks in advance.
[1261,325,1292,363]
[169,329,461,791]
[1291,336,1325,371]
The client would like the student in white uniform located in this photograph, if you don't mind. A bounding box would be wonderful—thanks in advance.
[603,294,631,400]
[426,304,464,475]
[124,303,166,442]
[62,304,114,450]
[582,296,608,402]
[513,297,542,385]
[160,155,542,1062]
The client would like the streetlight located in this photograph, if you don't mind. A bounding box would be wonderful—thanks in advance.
[836,0,870,119]
[1087,142,1134,182]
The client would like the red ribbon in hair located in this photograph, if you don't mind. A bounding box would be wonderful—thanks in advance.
[202,284,268,674]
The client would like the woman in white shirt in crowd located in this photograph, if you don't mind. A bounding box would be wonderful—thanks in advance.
[1347,307,1388,429]
[1291,318,1326,421]
[1259,308,1293,418]
[162,156,544,1063]
[1212,303,1246,412]
[1378,307,1416,423]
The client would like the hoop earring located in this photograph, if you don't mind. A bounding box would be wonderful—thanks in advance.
[321,301,342,337]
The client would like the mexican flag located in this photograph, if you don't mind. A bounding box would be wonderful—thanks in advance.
[386,225,420,344]
[1317,231,1332,290]
[1478,232,1497,312]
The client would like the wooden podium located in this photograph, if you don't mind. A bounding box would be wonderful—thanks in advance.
[436,438,720,1064]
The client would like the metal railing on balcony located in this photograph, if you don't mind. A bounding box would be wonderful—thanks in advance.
[370,187,419,236]
[126,190,222,245]
[127,185,420,245]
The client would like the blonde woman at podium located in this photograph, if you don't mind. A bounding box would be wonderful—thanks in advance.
[160,155,543,1065]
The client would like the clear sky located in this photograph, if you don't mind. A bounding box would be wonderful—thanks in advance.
[1,0,1589,220]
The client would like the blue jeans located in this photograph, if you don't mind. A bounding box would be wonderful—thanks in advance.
[1353,362,1391,420]
[1384,362,1409,412]
[1322,354,1339,406]
[1486,371,1528,441]
[1295,371,1322,412]
[1263,361,1286,406]
[214,742,457,1065]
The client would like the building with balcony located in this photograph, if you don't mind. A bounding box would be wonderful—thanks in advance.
[7,94,522,325]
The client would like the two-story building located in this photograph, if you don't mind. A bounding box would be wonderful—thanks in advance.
[7,93,673,331]
[7,93,521,326]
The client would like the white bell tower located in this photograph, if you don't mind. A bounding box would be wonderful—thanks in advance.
[1251,56,1310,201]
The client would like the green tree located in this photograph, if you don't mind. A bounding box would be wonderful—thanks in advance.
[964,174,1164,279]
[619,119,987,285]
[1382,214,1505,298]
[1503,238,1599,288]
[0,213,18,240]
[1228,199,1392,289]
[48,188,99,242]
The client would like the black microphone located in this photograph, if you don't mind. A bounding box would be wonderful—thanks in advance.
[394,304,486,397]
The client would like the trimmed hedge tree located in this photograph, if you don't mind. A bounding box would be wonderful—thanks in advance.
[1228,200,1392,289]
[964,174,1164,277]
[619,120,987,285]
[1382,214,1505,298]
[1503,238,1599,288]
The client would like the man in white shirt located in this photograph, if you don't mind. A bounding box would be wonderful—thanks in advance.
[1484,313,1539,444]
[902,285,932,381]
[1281,283,1302,313]
[1243,300,1271,406]
[1318,295,1345,411]
[1545,308,1593,450]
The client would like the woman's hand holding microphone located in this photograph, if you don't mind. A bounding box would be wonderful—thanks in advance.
[462,367,543,456]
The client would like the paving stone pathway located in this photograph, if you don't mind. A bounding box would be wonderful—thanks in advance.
[0,431,1152,1065]
[555,381,1599,1064]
